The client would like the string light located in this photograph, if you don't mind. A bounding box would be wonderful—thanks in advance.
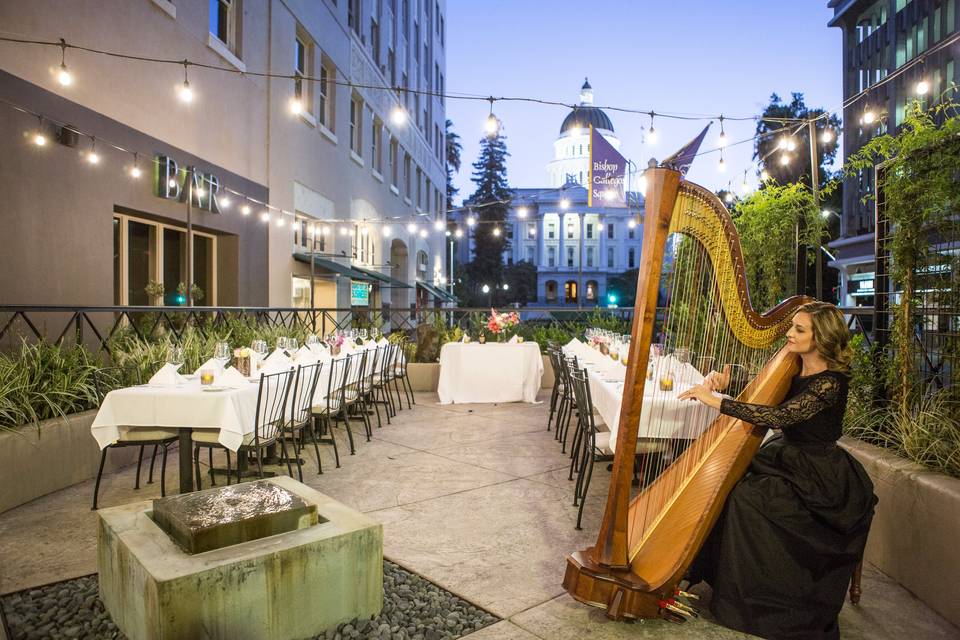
[383,225,392,237]
[786,137,797,152]
[195,186,206,198]
[718,115,728,147]
[178,61,194,103]
[454,228,463,238]
[740,170,749,193]
[260,211,270,222]
[168,178,177,189]
[484,97,499,136]
[276,216,286,228]
[717,151,726,173]
[419,228,428,238]
[33,116,46,146]
[406,222,417,233]
[778,137,788,150]
[779,154,791,166]
[219,195,231,209]
[241,203,251,215]
[724,190,734,203]
[862,109,876,124]
[915,79,929,95]
[86,138,100,165]
[492,227,501,237]
[560,198,570,209]
[433,220,444,231]
[289,96,303,115]
[647,111,657,145]
[517,206,528,218]
[821,128,834,143]
[760,169,770,181]
[56,39,72,87]
[129,153,142,178]
[627,218,637,229]
[390,105,407,126]
[340,226,349,235]
[466,216,476,227]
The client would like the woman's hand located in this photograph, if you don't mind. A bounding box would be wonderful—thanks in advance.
[703,364,732,392]
[678,383,723,410]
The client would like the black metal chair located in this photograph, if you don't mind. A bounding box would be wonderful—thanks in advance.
[311,355,352,457]
[568,367,600,530]
[343,351,373,443]
[393,343,416,408]
[283,362,323,479]
[191,368,294,487]
[363,346,386,429]
[371,345,396,423]
[556,355,580,453]
[545,344,565,432]
[91,367,179,510]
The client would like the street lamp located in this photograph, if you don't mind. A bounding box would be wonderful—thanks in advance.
[503,283,509,290]
[481,284,491,308]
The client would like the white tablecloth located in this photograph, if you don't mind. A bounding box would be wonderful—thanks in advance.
[438,342,544,404]
[91,380,260,451]
[563,339,722,453]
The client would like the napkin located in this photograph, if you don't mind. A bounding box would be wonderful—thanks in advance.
[294,346,316,361]
[307,342,327,355]
[508,335,520,344]
[194,358,224,375]
[218,366,249,389]
[149,363,186,387]
[377,338,389,346]
[566,338,583,348]
[261,361,293,376]
[264,349,290,365]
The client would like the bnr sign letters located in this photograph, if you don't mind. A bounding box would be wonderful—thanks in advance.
[155,154,222,213]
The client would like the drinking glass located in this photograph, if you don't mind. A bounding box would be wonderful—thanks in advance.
[167,345,184,368]
[359,328,368,340]
[287,337,299,351]
[306,335,320,349]
[214,341,231,367]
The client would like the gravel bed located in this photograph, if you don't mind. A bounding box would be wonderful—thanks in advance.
[1,560,499,640]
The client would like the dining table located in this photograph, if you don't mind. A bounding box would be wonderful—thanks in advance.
[437,341,544,404]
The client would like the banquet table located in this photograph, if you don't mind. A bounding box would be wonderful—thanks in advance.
[91,378,260,492]
[437,342,544,404]
[563,339,722,453]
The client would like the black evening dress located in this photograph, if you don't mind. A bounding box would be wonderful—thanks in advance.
[690,370,877,640]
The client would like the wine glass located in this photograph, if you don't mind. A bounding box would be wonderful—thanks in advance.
[306,335,320,350]
[167,345,184,369]
[287,337,299,351]
[214,341,231,368]
[359,328,368,340]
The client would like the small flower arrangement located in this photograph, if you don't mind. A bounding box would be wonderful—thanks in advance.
[233,347,252,376]
[486,309,520,335]
[590,335,610,348]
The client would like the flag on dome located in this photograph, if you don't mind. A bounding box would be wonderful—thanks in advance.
[588,125,627,207]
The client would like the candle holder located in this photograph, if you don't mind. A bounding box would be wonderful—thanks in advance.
[200,369,215,386]
[235,356,251,377]
[478,334,487,344]
[659,374,675,392]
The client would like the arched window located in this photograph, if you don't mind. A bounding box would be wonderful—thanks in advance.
[545,280,558,302]
[564,280,578,304]
[417,250,428,273]
[586,280,598,301]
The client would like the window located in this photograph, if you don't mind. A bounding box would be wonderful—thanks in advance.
[414,24,420,61]
[528,223,536,238]
[440,15,445,47]
[402,0,410,35]
[370,18,381,63]
[388,48,396,86]
[566,222,574,239]
[390,139,400,188]
[404,152,412,200]
[607,247,614,268]
[547,222,556,239]
[545,280,557,302]
[586,280,597,301]
[586,247,594,267]
[586,223,593,239]
[526,247,534,262]
[564,281,578,304]
[416,167,423,209]
[294,33,314,114]
[319,60,335,129]
[348,0,362,37]
[210,0,240,54]
[607,223,614,239]
[628,225,635,240]
[350,94,363,155]
[567,247,574,267]
[371,117,383,174]
[628,248,636,268]
[417,250,428,272]
[548,247,556,267]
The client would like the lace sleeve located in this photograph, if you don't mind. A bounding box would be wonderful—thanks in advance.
[719,375,843,430]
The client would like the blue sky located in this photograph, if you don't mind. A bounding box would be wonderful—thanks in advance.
[444,1,841,203]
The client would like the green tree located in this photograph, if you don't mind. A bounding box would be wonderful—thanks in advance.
[463,120,512,304]
[502,261,538,304]
[607,268,639,307]
[445,119,462,205]
[731,183,826,311]
[754,92,841,188]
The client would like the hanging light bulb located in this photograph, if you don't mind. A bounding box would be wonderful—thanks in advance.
[821,128,834,144]
[862,109,876,124]
[528,227,537,237]
[178,62,194,103]
[260,211,271,222]
[407,222,417,234]
[627,218,637,229]
[741,172,749,192]
[454,228,463,238]
[391,105,407,126]
[779,154,791,166]
[466,215,476,227]
[492,227,501,237]
[56,40,73,87]
[647,111,657,145]
[289,96,303,115]
[340,226,349,236]
[383,225,393,237]
[433,220,444,231]
[916,79,930,95]
[419,228,428,238]
[195,186,206,198]
[724,191,734,203]
[718,152,727,173]
[560,198,570,209]
[778,137,788,150]
[517,206,528,219]
[718,115,728,147]
[276,216,286,228]
[445,230,451,237]
[484,97,499,136]
[241,204,251,215]
[168,178,178,189]
[786,137,797,152]
[760,169,770,182]
[33,117,47,146]
[129,154,142,179]
[321,225,330,235]
[86,138,100,165]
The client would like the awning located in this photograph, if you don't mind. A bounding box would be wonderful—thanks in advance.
[293,253,372,281]
[416,280,458,303]
[351,265,413,288]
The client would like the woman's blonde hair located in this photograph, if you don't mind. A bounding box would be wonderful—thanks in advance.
[796,302,853,372]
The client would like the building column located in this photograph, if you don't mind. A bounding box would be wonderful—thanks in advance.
[598,214,607,273]
[558,213,566,272]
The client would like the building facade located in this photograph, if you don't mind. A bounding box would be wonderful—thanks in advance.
[827,0,959,307]
[451,81,644,306]
[0,0,447,314]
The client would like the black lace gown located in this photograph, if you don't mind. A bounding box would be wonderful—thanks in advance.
[690,370,877,640]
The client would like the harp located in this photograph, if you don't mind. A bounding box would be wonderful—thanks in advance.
[562,166,810,620]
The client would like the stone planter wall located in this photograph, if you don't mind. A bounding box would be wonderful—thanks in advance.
[406,356,555,392]
[0,412,141,515]
[841,437,960,629]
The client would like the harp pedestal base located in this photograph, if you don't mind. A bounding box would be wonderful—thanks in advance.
[563,549,666,621]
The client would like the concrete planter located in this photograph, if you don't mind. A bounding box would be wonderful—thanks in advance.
[841,436,960,629]
[406,356,555,392]
[0,411,141,515]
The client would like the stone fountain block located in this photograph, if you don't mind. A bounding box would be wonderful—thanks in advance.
[97,476,383,640]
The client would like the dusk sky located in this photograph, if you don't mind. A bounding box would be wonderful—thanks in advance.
[444,1,842,204]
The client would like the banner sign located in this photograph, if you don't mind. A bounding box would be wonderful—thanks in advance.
[661,125,710,178]
[588,126,627,207]
[351,281,370,306]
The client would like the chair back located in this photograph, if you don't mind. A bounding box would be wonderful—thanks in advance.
[547,348,565,386]
[289,362,322,427]
[360,347,380,394]
[324,354,351,409]
[254,368,294,444]
[569,367,598,440]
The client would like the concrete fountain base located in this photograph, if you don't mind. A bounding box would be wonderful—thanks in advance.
[97,476,383,640]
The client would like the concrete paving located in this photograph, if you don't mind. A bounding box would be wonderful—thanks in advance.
[0,391,957,639]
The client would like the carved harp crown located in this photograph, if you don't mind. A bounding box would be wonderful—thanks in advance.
[563,166,810,621]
